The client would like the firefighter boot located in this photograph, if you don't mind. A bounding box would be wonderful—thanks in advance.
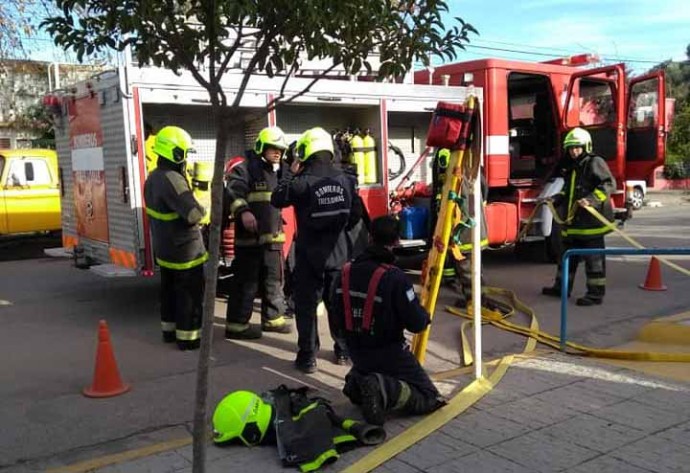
[398,383,447,416]
[357,374,387,426]
[541,285,571,298]
[177,339,201,351]
[343,372,362,405]
[225,323,263,340]
[261,316,292,334]
[576,296,603,306]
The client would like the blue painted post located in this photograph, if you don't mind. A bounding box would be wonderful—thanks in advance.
[557,247,690,352]
[560,250,571,352]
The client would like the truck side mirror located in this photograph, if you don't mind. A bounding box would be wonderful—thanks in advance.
[24,162,34,182]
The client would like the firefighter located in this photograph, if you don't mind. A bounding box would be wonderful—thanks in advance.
[143,126,207,350]
[431,148,488,308]
[224,126,292,339]
[541,127,615,306]
[331,216,446,425]
[271,127,361,373]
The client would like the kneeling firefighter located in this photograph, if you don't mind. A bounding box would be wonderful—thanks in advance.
[331,216,446,425]
[212,387,385,472]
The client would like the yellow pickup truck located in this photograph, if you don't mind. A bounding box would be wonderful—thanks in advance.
[0,149,61,235]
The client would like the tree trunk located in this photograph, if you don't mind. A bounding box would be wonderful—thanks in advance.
[192,106,233,473]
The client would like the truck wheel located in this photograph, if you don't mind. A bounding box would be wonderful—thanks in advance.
[630,186,644,210]
[544,220,562,264]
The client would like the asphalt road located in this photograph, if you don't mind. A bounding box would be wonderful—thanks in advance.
[1,201,689,471]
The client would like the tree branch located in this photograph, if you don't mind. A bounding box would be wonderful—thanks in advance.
[265,61,342,113]
[215,23,245,83]
[230,28,275,109]
[161,2,211,91]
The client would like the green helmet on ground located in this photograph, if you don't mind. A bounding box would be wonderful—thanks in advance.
[153,126,196,164]
[255,126,288,155]
[295,127,334,162]
[212,390,273,446]
[563,127,592,153]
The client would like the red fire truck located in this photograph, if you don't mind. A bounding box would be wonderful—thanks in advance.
[414,54,667,259]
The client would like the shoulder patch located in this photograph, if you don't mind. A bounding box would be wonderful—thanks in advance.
[406,288,416,302]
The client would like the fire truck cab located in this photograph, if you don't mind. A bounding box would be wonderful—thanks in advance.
[415,54,667,258]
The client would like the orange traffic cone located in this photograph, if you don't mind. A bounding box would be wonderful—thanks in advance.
[639,257,667,291]
[83,320,131,398]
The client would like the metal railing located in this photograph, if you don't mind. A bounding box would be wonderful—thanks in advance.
[559,247,690,351]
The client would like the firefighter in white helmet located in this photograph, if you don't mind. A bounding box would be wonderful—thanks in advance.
[542,127,615,306]
[224,126,292,339]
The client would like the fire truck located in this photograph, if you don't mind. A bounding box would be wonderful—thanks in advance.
[46,57,481,276]
[414,53,668,260]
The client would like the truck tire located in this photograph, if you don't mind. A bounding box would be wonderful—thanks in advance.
[630,186,644,210]
[545,219,562,264]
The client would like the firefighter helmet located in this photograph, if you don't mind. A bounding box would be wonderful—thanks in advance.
[295,127,334,162]
[255,126,288,155]
[437,148,451,169]
[563,127,592,153]
[153,126,196,164]
[212,390,273,446]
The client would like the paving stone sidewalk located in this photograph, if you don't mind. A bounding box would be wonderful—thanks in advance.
[79,351,690,473]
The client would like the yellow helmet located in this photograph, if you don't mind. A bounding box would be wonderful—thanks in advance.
[212,390,273,446]
[437,148,451,169]
[563,127,592,153]
[255,126,288,155]
[295,127,334,162]
[153,126,195,163]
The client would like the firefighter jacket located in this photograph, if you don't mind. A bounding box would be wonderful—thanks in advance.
[271,152,362,271]
[331,246,430,352]
[225,151,285,249]
[555,153,616,239]
[266,385,385,472]
[144,159,208,270]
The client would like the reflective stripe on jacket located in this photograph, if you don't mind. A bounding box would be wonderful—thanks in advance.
[225,152,284,249]
[558,153,616,239]
[144,160,208,270]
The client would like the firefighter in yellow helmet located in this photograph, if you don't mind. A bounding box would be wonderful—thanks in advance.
[272,127,362,373]
[541,127,615,306]
[143,126,208,350]
[224,126,292,339]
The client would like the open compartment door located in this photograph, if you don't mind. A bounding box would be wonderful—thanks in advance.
[625,71,666,181]
[561,65,626,182]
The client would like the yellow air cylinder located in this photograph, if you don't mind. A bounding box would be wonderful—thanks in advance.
[362,130,377,184]
[349,133,365,185]
[192,161,213,225]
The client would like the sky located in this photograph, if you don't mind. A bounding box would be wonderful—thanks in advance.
[446,0,689,73]
[20,0,689,74]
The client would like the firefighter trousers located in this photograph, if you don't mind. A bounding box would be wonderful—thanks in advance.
[345,347,442,415]
[226,246,285,326]
[293,263,348,361]
[160,265,204,343]
[554,236,606,300]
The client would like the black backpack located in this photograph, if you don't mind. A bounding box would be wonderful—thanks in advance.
[306,175,353,232]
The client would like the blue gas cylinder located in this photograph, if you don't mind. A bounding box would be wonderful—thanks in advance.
[400,206,429,239]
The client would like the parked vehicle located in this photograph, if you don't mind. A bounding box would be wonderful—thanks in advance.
[0,149,60,236]
[45,61,480,276]
[414,53,668,259]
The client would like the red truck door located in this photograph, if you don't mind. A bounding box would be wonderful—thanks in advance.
[625,71,667,181]
[561,65,627,184]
